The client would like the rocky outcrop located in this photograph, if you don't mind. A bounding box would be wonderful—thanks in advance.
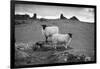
[60,13,67,19]
[70,16,79,21]
[32,13,37,19]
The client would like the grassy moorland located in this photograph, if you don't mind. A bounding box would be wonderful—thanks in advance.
[14,19,95,67]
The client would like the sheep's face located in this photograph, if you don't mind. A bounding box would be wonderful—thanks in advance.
[41,25,47,30]
[68,33,72,38]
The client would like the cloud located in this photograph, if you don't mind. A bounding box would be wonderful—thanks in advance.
[76,8,94,22]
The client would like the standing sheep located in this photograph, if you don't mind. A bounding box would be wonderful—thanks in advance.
[51,33,72,49]
[41,25,59,43]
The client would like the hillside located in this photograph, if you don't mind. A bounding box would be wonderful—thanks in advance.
[15,19,95,66]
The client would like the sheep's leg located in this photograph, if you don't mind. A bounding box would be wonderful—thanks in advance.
[45,36,48,43]
[53,43,57,50]
[54,44,56,50]
[52,40,57,50]
[65,43,68,49]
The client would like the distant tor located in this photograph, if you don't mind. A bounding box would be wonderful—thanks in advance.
[69,16,79,21]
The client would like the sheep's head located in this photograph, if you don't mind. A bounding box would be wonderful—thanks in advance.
[41,25,47,30]
[68,33,72,38]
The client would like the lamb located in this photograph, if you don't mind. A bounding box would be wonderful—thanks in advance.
[51,33,72,49]
[41,25,59,43]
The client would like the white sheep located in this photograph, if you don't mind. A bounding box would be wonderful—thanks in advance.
[51,33,72,49]
[41,25,59,43]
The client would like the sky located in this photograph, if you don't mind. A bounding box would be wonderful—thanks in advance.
[15,4,94,23]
